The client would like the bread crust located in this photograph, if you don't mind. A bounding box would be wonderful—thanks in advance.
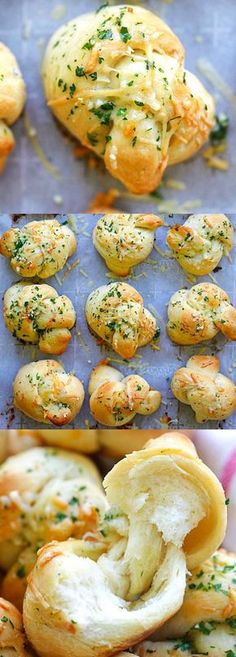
[167,282,236,345]
[4,282,76,355]
[0,220,76,278]
[85,281,157,358]
[93,213,163,275]
[167,214,234,275]
[89,360,161,426]
[13,360,85,425]
[171,354,236,422]
[41,6,214,194]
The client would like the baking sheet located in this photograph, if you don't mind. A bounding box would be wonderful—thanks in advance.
[0,213,235,430]
[0,0,235,213]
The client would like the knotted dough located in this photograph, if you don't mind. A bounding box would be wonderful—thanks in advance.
[166,214,234,275]
[167,282,236,345]
[171,354,236,422]
[0,220,76,278]
[89,360,161,425]
[85,281,157,358]
[0,447,107,608]
[23,434,226,657]
[4,282,76,355]
[93,213,163,275]
[13,360,84,425]
[41,5,214,194]
[0,43,26,172]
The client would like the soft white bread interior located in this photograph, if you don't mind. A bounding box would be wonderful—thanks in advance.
[93,214,163,276]
[166,214,234,276]
[23,433,226,657]
[4,282,76,355]
[41,6,214,194]
[0,42,26,172]
[171,354,236,422]
[85,281,157,358]
[13,360,85,425]
[89,360,161,426]
[0,220,76,278]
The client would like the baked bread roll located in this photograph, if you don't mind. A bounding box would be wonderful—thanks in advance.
[89,361,161,426]
[38,429,99,453]
[41,6,214,194]
[136,624,236,656]
[166,214,234,276]
[167,282,236,345]
[23,434,226,657]
[0,220,76,278]
[0,43,26,173]
[4,282,76,355]
[171,354,236,422]
[13,360,84,425]
[86,282,157,358]
[0,446,107,604]
[0,597,34,656]
[93,214,163,276]
[157,548,236,639]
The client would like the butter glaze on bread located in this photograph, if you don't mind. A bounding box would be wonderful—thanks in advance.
[13,360,84,425]
[93,213,163,275]
[42,5,214,194]
[171,354,236,422]
[0,220,76,278]
[85,281,157,358]
[167,214,234,275]
[4,282,76,355]
[89,360,161,425]
[0,43,26,172]
[167,282,236,345]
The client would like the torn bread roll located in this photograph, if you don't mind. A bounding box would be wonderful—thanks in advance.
[23,433,226,657]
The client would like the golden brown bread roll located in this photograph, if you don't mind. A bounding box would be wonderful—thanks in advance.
[171,354,236,422]
[93,214,163,275]
[41,6,214,194]
[38,429,99,453]
[166,214,234,276]
[0,597,34,656]
[157,548,236,640]
[23,434,226,657]
[0,43,26,173]
[89,360,161,426]
[167,282,236,345]
[0,219,76,278]
[13,360,85,425]
[4,282,76,355]
[0,446,107,605]
[85,281,157,358]
[136,624,236,656]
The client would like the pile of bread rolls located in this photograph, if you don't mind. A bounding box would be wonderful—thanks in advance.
[0,214,236,427]
[0,431,234,657]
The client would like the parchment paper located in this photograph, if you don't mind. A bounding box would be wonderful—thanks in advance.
[0,213,235,430]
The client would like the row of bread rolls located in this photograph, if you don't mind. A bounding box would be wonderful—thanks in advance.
[0,217,236,425]
[1,5,216,190]
[0,433,233,657]
[1,215,234,280]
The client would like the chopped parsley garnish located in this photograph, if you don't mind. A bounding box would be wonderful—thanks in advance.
[97,28,113,40]
[55,512,67,523]
[17,565,26,578]
[87,132,99,146]
[91,101,114,125]
[120,26,131,43]
[210,113,229,144]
